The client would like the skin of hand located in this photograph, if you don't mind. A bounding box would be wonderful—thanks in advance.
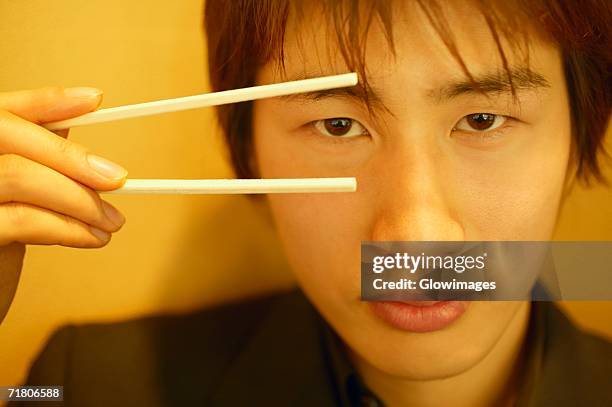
[0,87,128,324]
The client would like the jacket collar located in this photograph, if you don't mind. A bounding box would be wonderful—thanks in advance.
[209,289,340,406]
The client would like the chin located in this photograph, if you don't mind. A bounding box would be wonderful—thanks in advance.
[340,307,491,380]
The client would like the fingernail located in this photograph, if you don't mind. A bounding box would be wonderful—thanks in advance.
[65,87,103,109]
[87,154,128,181]
[89,225,110,241]
[64,87,103,99]
[101,200,125,227]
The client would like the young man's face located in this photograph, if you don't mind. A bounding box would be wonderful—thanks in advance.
[252,2,570,379]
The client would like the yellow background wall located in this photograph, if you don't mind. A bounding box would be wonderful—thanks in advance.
[0,0,610,389]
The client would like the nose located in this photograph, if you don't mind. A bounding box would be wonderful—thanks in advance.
[368,139,464,242]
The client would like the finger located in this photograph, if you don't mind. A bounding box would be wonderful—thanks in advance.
[0,154,125,232]
[0,110,128,190]
[0,87,103,124]
[0,202,112,248]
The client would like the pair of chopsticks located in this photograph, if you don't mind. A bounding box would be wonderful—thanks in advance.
[44,73,358,195]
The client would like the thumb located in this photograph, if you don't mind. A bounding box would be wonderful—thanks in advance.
[0,86,103,124]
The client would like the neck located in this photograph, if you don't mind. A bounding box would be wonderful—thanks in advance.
[350,301,531,407]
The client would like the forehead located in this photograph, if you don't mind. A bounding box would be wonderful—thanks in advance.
[256,1,559,95]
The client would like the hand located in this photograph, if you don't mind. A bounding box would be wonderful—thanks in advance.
[0,87,128,324]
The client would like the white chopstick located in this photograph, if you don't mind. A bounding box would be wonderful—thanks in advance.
[44,73,359,195]
[43,72,358,130]
[99,178,357,194]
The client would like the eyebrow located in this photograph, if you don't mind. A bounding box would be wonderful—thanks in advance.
[276,71,388,111]
[430,66,551,102]
[275,66,550,111]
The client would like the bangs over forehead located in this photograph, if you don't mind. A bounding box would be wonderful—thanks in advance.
[205,0,611,182]
[270,0,548,121]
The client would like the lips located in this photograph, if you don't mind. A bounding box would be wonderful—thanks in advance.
[368,300,468,333]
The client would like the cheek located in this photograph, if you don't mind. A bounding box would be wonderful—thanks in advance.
[265,192,366,302]
[451,121,571,240]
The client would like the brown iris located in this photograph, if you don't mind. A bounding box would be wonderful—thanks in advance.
[466,113,496,130]
[323,118,352,136]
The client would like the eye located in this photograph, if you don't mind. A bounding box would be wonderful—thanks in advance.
[453,113,507,132]
[313,117,369,138]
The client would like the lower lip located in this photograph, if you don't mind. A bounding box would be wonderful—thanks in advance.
[368,301,468,333]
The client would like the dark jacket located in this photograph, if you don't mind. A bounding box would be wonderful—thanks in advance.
[15,289,612,406]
